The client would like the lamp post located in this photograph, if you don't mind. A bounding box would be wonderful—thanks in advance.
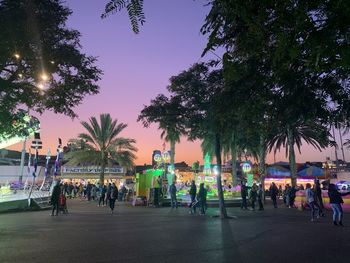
[39,149,51,191]
[28,132,42,205]
[18,69,49,184]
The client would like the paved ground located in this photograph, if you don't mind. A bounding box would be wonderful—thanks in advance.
[0,199,349,263]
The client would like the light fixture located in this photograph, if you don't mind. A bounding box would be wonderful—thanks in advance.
[37,83,44,89]
[41,73,48,81]
[18,73,23,78]
[14,53,20,59]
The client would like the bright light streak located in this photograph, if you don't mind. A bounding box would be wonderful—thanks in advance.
[41,73,49,81]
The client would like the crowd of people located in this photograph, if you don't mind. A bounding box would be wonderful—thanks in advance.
[50,179,349,225]
[50,180,132,215]
[239,179,350,226]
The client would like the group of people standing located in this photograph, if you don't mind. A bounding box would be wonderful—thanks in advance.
[50,181,130,215]
[240,179,349,227]
[188,181,208,215]
[97,183,119,214]
[305,181,349,226]
[50,181,68,216]
[241,181,264,210]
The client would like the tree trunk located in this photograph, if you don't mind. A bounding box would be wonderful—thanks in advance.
[287,127,297,187]
[169,140,176,184]
[231,141,238,186]
[215,133,228,218]
[170,140,175,168]
[100,152,106,185]
[258,134,266,201]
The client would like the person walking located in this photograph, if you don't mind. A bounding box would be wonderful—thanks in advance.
[289,186,298,208]
[257,184,264,210]
[86,182,92,201]
[50,181,61,216]
[250,183,258,210]
[188,180,197,214]
[314,180,325,216]
[106,183,112,206]
[98,184,107,207]
[195,183,207,215]
[328,183,350,226]
[269,182,278,208]
[91,184,97,201]
[109,183,118,214]
[240,181,248,210]
[169,182,177,209]
[305,183,320,222]
[284,184,291,207]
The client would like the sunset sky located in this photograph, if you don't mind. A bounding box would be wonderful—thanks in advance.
[7,0,349,165]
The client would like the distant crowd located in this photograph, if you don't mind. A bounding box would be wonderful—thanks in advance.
[240,180,349,226]
[50,181,132,215]
[50,178,349,226]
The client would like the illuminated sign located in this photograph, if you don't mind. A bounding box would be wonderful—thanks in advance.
[242,162,252,173]
[153,153,162,162]
[63,167,124,174]
[162,151,170,162]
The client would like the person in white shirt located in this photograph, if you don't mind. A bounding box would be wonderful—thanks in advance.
[305,183,320,222]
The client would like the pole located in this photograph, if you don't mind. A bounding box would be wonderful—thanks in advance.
[19,107,30,185]
[19,139,27,185]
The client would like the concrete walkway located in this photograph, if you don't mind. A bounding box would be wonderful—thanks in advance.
[0,199,349,263]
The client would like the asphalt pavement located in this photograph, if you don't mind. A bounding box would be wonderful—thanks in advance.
[0,199,349,263]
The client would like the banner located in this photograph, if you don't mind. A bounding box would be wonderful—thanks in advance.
[62,167,124,174]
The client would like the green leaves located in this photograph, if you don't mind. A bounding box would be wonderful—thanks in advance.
[65,113,137,169]
[0,0,102,139]
[102,0,145,34]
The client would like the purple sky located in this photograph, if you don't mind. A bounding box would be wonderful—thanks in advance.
[9,0,349,164]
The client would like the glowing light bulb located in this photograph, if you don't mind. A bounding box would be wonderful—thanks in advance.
[41,73,48,81]
[50,60,55,64]
[14,53,20,59]
[37,83,44,89]
[18,73,23,78]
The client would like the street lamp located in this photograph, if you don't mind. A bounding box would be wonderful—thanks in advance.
[19,73,49,184]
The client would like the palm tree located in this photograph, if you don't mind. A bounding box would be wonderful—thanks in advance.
[102,0,145,33]
[267,120,332,187]
[65,114,137,184]
[138,94,185,172]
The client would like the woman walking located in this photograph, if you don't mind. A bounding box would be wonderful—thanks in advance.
[250,183,258,210]
[109,183,118,214]
[305,183,320,222]
[98,184,107,207]
[328,184,350,226]
[193,183,207,215]
[188,180,197,214]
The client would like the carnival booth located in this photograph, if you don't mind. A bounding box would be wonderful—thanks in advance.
[292,165,350,212]
[265,163,324,190]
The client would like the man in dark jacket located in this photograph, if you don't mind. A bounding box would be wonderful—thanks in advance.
[109,183,118,214]
[241,181,248,210]
[169,182,177,208]
[269,182,278,208]
[51,181,61,216]
[315,180,324,209]
[189,180,197,214]
[328,183,350,226]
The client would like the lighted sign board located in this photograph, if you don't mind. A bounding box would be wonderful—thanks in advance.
[162,151,170,162]
[63,167,124,174]
[153,153,162,162]
[242,162,252,173]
